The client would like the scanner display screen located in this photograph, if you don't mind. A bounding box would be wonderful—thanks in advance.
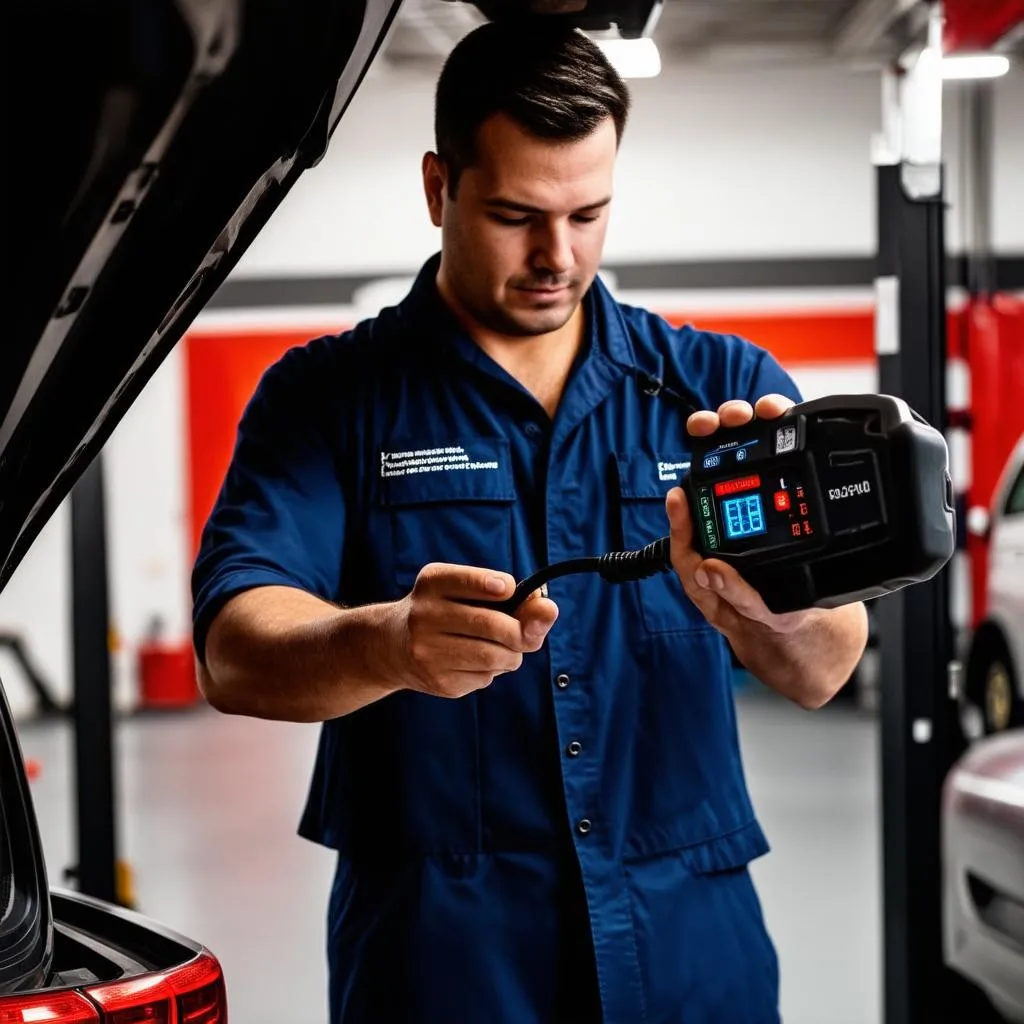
[696,464,817,554]
[721,494,767,539]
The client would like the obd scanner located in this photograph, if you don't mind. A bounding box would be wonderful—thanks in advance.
[494,394,955,616]
[681,394,955,613]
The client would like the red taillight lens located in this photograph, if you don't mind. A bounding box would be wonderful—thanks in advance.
[76,948,226,1024]
[167,952,227,1024]
[84,975,174,1024]
[0,990,100,1022]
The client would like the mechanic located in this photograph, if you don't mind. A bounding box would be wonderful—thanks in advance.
[191,19,869,1024]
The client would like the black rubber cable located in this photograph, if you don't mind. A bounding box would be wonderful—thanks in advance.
[492,536,673,614]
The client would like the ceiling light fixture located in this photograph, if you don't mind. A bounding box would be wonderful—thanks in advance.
[940,54,1011,79]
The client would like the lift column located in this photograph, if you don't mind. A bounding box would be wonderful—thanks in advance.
[69,451,120,906]
[872,8,997,1022]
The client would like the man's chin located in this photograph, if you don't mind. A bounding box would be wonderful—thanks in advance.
[500,296,579,336]
[502,311,575,338]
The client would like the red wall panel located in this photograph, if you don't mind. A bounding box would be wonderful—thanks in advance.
[944,0,1024,52]
[184,328,339,556]
[967,295,1024,622]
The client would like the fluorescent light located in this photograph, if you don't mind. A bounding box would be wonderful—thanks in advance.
[941,54,1011,80]
[595,37,661,79]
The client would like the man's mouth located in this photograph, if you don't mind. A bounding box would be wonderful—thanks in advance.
[517,282,571,295]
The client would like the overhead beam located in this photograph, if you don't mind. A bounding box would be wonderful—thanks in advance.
[834,0,920,55]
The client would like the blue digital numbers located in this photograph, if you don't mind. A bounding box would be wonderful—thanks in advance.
[721,494,767,540]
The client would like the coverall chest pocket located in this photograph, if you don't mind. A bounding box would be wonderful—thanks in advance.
[377,437,517,593]
[614,450,711,635]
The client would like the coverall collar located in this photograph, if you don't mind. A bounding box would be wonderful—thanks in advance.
[399,252,637,435]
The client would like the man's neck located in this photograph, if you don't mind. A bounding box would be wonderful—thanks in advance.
[439,284,586,420]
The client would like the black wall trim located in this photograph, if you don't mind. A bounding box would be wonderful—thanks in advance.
[996,256,1024,291]
[207,254,1024,310]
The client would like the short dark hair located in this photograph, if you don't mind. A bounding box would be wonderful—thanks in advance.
[434,20,631,195]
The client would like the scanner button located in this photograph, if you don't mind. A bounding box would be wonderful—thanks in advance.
[774,491,791,511]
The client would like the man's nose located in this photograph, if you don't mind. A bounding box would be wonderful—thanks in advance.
[533,222,573,277]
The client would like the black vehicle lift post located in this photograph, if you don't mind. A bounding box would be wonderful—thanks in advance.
[872,9,996,1022]
[68,450,120,906]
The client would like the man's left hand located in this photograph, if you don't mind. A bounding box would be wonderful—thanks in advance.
[664,393,869,709]
[665,393,812,636]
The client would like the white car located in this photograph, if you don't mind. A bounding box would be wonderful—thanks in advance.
[942,728,1024,1022]
[944,436,1024,1021]
[966,435,1024,735]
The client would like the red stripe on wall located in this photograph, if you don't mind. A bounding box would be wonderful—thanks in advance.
[666,309,877,363]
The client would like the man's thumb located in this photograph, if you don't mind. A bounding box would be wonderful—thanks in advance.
[665,488,694,547]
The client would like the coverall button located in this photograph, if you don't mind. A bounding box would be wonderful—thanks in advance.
[567,741,582,757]
[555,673,570,689]
[576,818,592,836]
[524,422,542,439]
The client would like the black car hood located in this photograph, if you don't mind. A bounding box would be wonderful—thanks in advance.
[2,0,659,592]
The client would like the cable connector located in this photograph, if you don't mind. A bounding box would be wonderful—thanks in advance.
[493,536,673,614]
[596,537,672,582]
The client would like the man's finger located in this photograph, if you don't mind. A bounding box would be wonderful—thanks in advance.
[754,393,796,420]
[692,558,771,622]
[665,487,694,550]
[445,605,529,648]
[419,563,517,601]
[686,410,720,437]
[515,596,559,648]
[717,400,755,428]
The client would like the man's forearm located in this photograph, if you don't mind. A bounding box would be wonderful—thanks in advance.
[197,585,403,723]
[726,601,869,709]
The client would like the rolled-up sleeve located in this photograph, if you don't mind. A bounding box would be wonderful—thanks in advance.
[190,336,347,663]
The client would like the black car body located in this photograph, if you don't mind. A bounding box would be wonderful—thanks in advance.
[2,0,659,1015]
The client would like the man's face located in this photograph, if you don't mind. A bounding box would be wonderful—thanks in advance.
[424,112,617,338]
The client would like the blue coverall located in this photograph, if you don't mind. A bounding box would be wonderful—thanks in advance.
[192,253,803,1023]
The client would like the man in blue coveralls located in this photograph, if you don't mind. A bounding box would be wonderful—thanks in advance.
[192,19,869,1024]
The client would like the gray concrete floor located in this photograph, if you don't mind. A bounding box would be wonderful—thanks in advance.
[16,687,879,1024]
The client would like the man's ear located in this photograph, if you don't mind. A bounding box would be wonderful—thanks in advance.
[422,152,447,228]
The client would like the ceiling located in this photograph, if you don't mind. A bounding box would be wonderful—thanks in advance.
[377,0,936,71]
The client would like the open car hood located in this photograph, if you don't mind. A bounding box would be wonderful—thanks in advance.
[3,0,660,593]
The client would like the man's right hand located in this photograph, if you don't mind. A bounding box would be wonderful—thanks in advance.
[386,563,559,699]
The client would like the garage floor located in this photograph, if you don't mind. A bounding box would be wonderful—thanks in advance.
[18,686,880,1024]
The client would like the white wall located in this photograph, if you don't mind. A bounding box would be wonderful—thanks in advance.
[233,58,1024,277]
[991,62,1024,252]
[1,55,1020,720]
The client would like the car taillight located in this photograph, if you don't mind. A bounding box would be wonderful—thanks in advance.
[84,950,227,1024]
[166,953,227,1024]
[84,974,174,1024]
[0,990,100,1022]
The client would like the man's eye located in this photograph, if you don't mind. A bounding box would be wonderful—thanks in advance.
[492,214,530,226]
[572,215,599,224]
